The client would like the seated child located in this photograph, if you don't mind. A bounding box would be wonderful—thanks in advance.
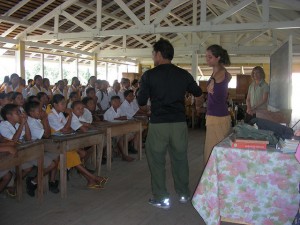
[48,94,107,189]
[24,101,60,195]
[37,92,49,111]
[104,96,135,162]
[82,97,100,122]
[11,92,25,113]
[86,87,99,111]
[67,91,79,109]
[0,143,17,196]
[0,93,10,121]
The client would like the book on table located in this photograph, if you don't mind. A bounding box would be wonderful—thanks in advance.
[230,135,269,150]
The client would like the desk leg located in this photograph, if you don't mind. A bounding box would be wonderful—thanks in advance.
[96,142,103,176]
[107,128,112,171]
[124,134,128,156]
[60,152,67,198]
[138,123,142,160]
[16,165,22,201]
[37,154,44,203]
[91,145,97,170]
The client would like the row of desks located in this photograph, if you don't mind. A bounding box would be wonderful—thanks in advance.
[0,120,143,200]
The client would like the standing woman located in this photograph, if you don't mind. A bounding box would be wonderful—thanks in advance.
[245,66,269,123]
[204,44,232,165]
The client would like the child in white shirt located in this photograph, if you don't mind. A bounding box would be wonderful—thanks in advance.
[24,101,60,195]
[104,96,135,162]
[48,94,107,189]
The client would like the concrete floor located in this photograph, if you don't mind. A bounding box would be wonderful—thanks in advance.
[0,129,238,225]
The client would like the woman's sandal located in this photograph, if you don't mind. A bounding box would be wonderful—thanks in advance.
[96,177,108,186]
[6,188,16,197]
[87,184,104,190]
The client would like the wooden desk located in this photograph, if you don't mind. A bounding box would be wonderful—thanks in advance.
[44,130,104,198]
[0,141,44,202]
[93,120,142,171]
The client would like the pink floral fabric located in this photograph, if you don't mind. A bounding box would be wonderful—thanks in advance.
[192,138,300,225]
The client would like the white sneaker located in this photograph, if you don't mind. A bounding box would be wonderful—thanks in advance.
[179,196,190,204]
[148,198,170,209]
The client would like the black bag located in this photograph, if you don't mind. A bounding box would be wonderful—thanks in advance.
[250,118,294,139]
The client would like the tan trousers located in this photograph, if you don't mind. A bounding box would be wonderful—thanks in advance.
[204,115,231,165]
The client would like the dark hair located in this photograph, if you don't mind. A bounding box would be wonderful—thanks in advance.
[153,38,174,60]
[82,97,93,105]
[9,73,19,84]
[206,44,231,66]
[1,104,18,121]
[52,94,65,106]
[86,87,95,95]
[132,79,138,86]
[34,75,42,82]
[24,101,40,115]
[124,89,134,98]
[11,92,22,100]
[6,92,15,101]
[251,66,265,80]
[42,78,49,85]
[27,95,39,103]
[71,100,83,109]
[69,91,78,99]
[111,95,120,101]
[37,92,48,100]
[0,93,7,99]
[88,76,96,84]
[71,77,78,84]
[3,76,9,84]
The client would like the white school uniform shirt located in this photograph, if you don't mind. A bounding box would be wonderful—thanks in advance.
[27,116,44,140]
[48,108,67,132]
[29,85,46,96]
[81,108,93,124]
[96,90,110,111]
[71,113,83,131]
[108,90,124,103]
[120,99,139,119]
[0,121,25,141]
[103,106,126,122]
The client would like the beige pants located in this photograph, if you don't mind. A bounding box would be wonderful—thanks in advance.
[204,115,231,165]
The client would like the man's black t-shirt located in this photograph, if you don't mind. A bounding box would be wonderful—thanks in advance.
[137,64,202,123]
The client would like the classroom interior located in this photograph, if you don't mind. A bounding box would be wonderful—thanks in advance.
[0,0,300,225]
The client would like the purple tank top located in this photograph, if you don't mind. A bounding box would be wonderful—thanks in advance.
[206,72,229,117]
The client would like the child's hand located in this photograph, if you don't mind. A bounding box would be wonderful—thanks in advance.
[20,113,28,124]
[40,110,48,120]
[65,108,73,117]
[295,130,300,136]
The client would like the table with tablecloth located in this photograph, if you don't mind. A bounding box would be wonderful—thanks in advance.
[192,137,300,225]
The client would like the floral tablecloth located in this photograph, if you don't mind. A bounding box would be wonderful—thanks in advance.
[192,138,300,225]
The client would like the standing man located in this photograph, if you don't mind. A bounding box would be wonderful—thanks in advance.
[137,38,202,209]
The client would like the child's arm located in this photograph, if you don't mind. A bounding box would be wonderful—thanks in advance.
[61,108,73,133]
[24,122,31,141]
[12,123,26,142]
[41,111,51,138]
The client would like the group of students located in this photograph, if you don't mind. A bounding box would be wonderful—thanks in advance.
[0,72,148,198]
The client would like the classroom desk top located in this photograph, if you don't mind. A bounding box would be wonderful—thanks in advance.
[43,130,104,198]
[192,137,300,225]
[92,120,143,171]
[0,140,44,201]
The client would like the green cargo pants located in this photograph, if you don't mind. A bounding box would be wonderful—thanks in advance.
[145,122,190,201]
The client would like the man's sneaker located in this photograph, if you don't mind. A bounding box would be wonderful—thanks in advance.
[26,177,37,197]
[179,196,190,204]
[49,182,59,194]
[148,198,170,209]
